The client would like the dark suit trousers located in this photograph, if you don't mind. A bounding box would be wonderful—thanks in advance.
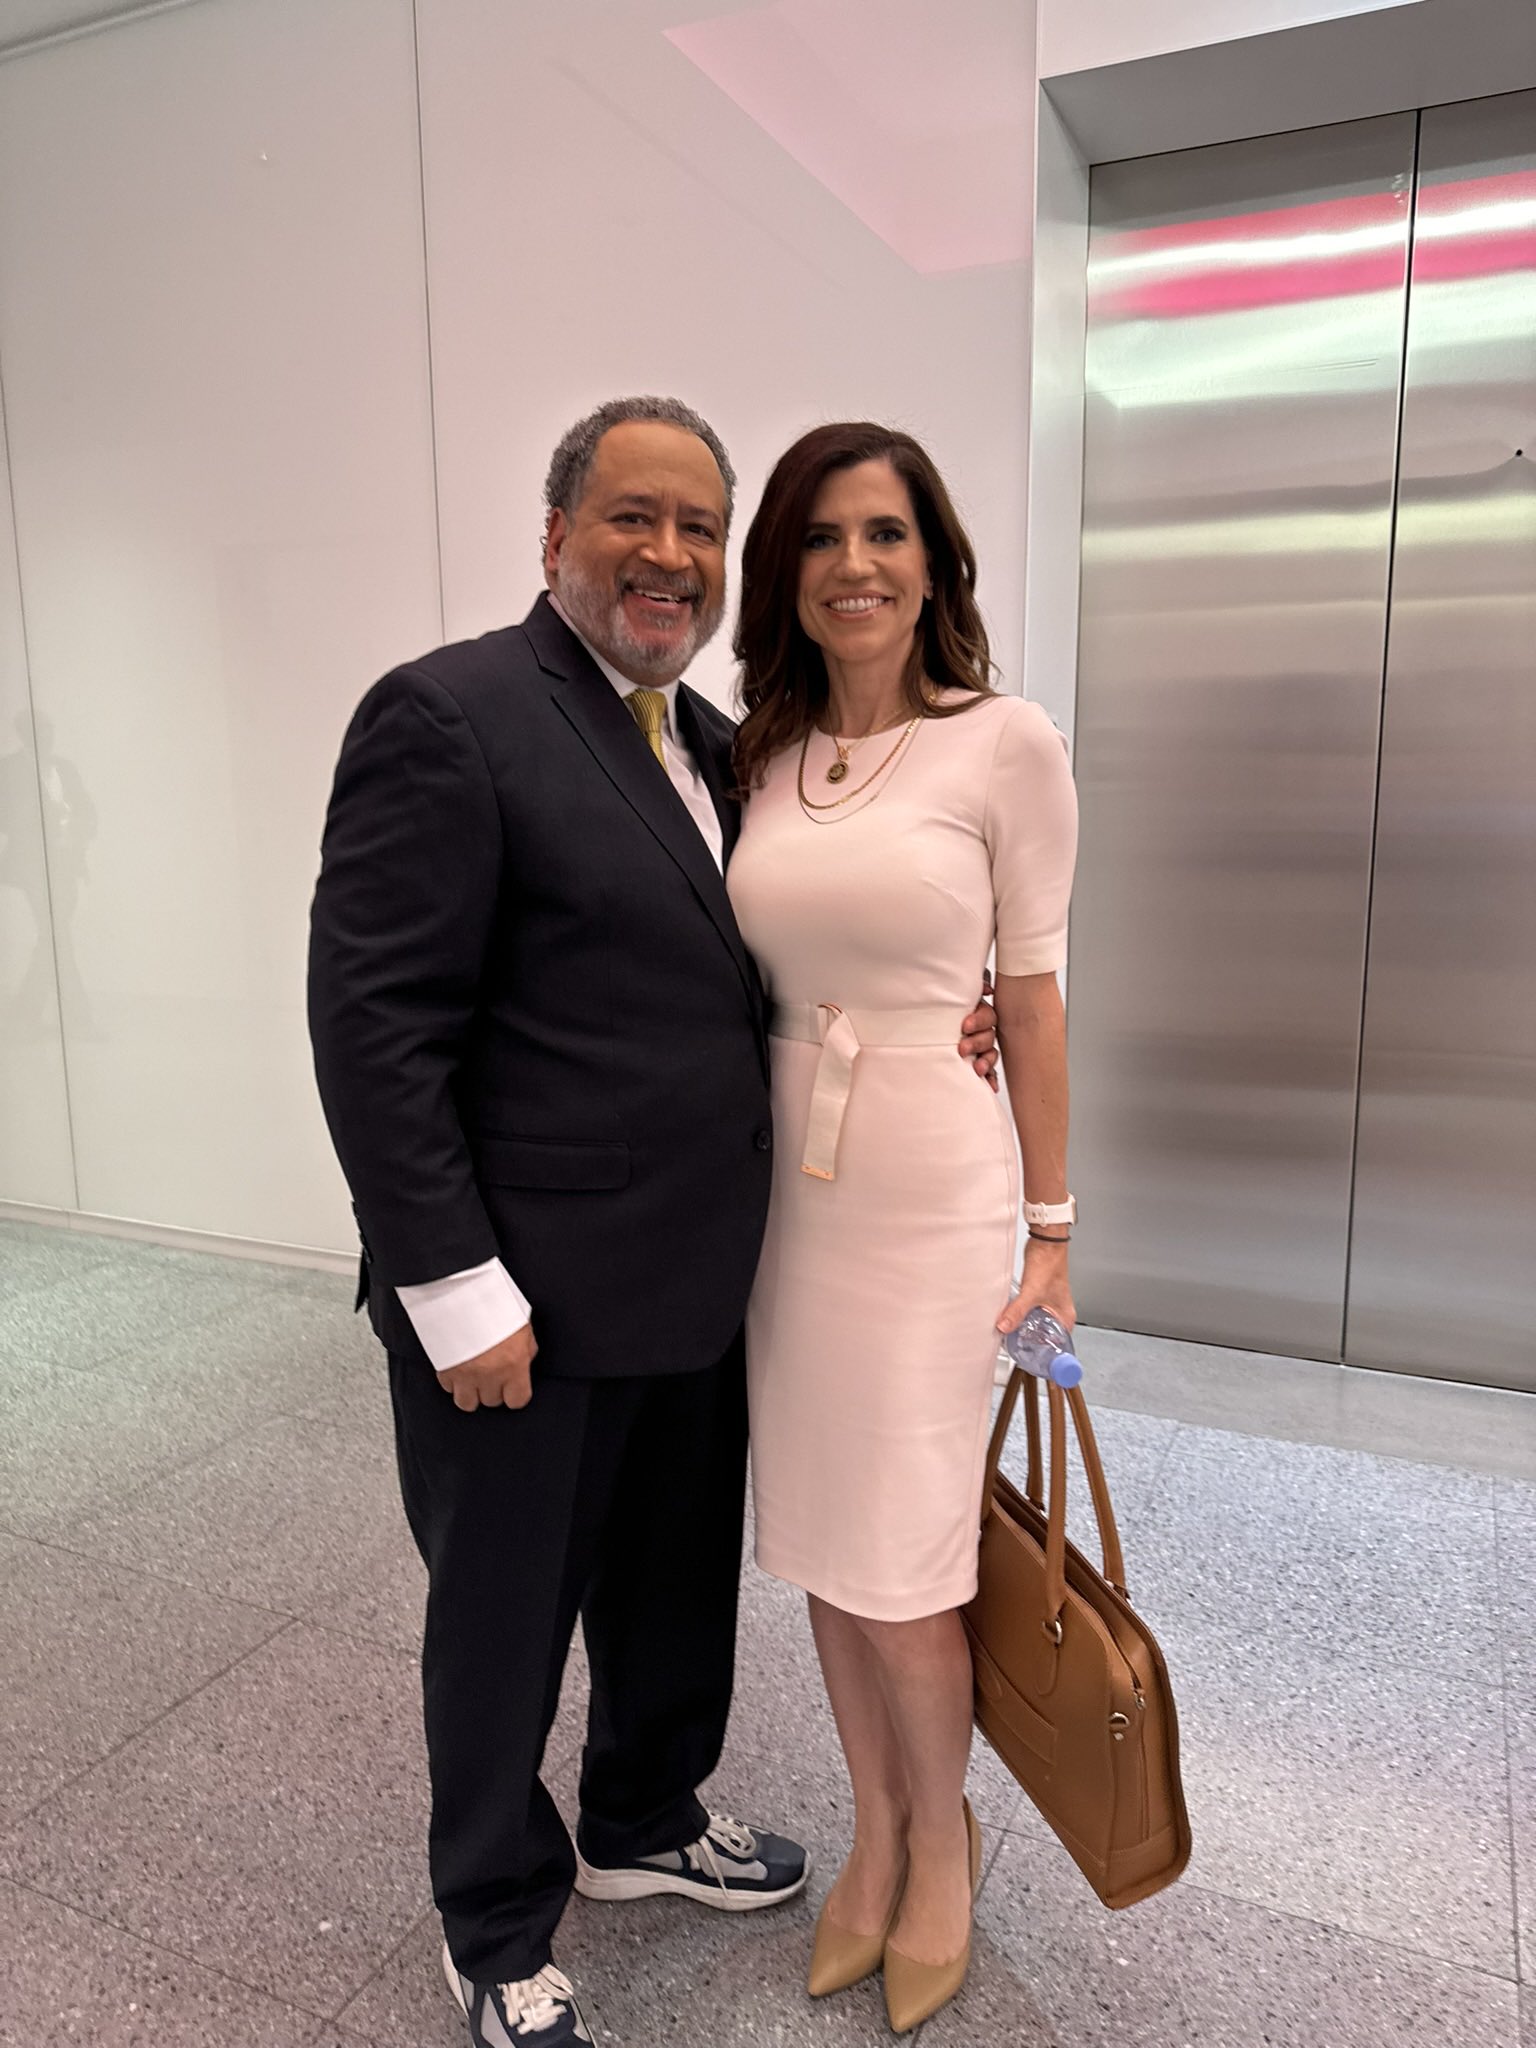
[387,1335,749,1983]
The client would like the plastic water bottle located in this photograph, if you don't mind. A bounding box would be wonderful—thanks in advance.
[1002,1305,1083,1387]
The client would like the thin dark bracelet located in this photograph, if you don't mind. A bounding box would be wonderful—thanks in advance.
[1028,1229,1072,1246]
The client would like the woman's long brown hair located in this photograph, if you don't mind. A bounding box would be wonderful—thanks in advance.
[733,423,994,793]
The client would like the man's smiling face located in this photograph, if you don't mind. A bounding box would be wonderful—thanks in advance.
[544,420,729,685]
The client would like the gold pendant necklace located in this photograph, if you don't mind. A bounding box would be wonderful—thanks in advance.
[823,706,912,783]
[826,731,872,784]
[797,716,921,819]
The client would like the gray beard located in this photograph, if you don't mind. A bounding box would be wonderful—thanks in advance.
[554,558,724,683]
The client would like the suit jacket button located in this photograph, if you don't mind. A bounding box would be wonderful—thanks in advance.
[754,1128,772,1152]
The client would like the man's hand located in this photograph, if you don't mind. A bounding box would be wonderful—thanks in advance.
[437,1324,538,1412]
[960,969,1000,1092]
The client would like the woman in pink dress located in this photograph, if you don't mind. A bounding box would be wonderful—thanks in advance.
[726,424,1078,2032]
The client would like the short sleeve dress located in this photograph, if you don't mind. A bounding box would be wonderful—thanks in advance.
[725,693,1078,1622]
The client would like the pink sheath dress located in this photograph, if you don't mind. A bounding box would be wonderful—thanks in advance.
[726,693,1079,1622]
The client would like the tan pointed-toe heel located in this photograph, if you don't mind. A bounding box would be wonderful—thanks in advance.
[882,1801,983,2034]
[808,1864,908,1998]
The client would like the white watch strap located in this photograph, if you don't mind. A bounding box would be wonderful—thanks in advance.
[1023,1195,1077,1227]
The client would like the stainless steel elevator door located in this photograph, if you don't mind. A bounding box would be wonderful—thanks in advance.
[1345,92,1536,1390]
[1068,117,1416,1359]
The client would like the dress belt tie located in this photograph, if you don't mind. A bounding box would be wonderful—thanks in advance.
[769,1001,963,1182]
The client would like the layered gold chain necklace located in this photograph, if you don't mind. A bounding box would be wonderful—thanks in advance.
[796,715,922,822]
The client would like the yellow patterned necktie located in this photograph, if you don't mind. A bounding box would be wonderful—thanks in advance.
[625,688,667,767]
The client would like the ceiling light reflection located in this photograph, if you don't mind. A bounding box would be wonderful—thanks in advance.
[1083,493,1535,565]
[1090,170,1535,318]
[1090,275,1536,408]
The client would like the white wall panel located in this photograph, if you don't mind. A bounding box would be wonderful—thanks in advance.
[0,0,441,1247]
[0,379,77,1209]
[416,0,1036,713]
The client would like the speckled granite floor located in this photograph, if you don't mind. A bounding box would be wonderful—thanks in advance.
[0,1216,1531,2047]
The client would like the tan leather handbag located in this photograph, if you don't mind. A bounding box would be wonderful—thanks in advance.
[962,1367,1191,1908]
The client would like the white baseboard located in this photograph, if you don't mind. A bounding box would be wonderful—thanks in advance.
[0,1199,354,1277]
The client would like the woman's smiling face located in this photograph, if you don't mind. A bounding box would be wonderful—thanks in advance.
[796,459,931,687]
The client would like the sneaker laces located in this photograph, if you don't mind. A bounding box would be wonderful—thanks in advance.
[682,1811,757,1885]
[705,1812,757,1858]
[497,1964,578,2036]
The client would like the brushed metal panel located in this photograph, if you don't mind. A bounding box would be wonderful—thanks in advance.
[1069,116,1416,1358]
[1346,90,1536,1391]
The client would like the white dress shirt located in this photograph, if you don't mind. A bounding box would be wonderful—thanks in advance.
[396,599,726,1372]
[549,596,725,873]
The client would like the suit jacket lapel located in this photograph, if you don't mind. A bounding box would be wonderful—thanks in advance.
[676,684,742,868]
[524,597,757,1006]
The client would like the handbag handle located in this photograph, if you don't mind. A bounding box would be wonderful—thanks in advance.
[980,1367,1129,1619]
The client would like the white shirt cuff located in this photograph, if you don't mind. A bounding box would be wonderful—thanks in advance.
[396,1258,532,1373]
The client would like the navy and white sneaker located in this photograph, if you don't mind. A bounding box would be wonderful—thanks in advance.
[574,1809,808,1911]
[442,1941,594,2045]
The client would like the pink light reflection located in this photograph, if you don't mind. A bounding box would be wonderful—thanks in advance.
[1089,173,1536,320]
[665,1,1031,275]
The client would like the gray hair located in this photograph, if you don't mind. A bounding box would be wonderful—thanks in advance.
[544,395,736,530]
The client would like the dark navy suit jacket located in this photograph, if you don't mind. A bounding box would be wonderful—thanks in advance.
[307,593,773,1376]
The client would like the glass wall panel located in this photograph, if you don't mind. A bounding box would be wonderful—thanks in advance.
[0,378,75,1209]
[0,0,442,1245]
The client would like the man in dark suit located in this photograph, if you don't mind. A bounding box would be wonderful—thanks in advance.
[308,397,992,2047]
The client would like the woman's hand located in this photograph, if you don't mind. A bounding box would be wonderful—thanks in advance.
[995,1238,1075,1338]
[959,969,1000,1091]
